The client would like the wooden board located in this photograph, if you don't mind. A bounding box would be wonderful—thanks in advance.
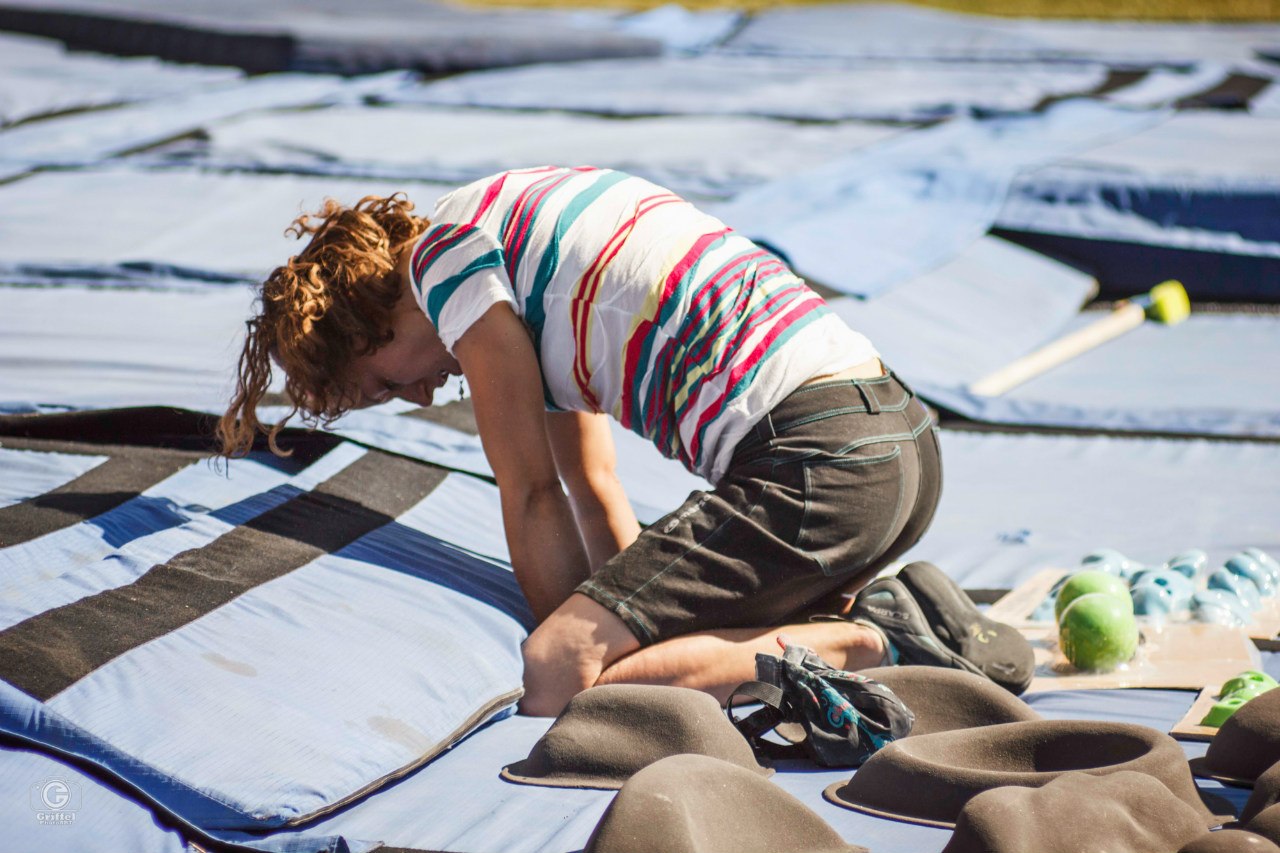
[988,568,1280,643]
[986,568,1062,628]
[1021,622,1259,693]
[1170,687,1222,742]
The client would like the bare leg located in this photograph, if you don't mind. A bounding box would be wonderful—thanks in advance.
[595,621,884,705]
[520,593,641,717]
[519,593,885,717]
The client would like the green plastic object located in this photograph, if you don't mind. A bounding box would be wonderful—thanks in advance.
[1200,671,1280,728]
[1202,695,1252,728]
[1221,670,1279,699]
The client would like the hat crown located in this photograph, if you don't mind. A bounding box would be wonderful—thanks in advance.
[1203,687,1280,783]
[504,685,767,789]
[586,755,862,853]
[827,719,1221,828]
[942,771,1207,853]
[857,666,1040,736]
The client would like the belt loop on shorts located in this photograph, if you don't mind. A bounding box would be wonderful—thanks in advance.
[755,412,777,442]
[856,381,882,414]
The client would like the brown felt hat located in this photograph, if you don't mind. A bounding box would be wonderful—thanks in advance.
[1242,763,1280,823]
[856,666,1040,736]
[1247,803,1280,845]
[584,754,866,853]
[501,684,770,790]
[1193,689,1280,787]
[823,719,1227,828]
[941,771,1209,853]
[1179,830,1280,852]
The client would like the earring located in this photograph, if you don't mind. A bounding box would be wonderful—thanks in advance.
[459,376,467,401]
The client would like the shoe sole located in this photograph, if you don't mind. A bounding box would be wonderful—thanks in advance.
[852,577,986,677]
[897,561,1034,694]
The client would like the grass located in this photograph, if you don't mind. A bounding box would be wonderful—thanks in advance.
[456,0,1280,21]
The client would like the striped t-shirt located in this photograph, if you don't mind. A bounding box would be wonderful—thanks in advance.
[409,166,877,484]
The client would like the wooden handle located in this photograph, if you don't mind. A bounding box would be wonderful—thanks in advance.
[969,303,1145,397]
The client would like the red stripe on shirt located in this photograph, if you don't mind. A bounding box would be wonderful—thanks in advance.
[571,194,681,406]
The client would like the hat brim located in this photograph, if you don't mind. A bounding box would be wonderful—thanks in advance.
[823,778,1235,830]
[823,781,955,828]
[1189,755,1260,789]
[501,759,774,790]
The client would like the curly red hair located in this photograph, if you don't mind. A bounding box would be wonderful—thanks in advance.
[218,193,430,458]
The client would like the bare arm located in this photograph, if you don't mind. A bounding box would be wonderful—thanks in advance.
[545,411,641,572]
[452,304,591,623]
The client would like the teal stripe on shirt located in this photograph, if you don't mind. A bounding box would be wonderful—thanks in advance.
[524,171,631,349]
[424,248,506,328]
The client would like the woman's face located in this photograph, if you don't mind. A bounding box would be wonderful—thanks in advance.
[347,289,461,409]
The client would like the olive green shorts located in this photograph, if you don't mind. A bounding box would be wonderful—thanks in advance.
[577,371,943,646]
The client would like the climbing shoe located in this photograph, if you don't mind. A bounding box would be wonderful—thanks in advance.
[897,561,1035,694]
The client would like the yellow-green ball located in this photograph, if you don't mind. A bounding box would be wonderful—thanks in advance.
[1059,593,1139,672]
[1055,570,1132,623]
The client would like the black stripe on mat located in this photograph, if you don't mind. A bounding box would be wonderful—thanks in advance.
[1090,69,1152,98]
[0,439,200,547]
[1033,68,1150,112]
[0,7,294,74]
[1175,73,1273,110]
[399,398,479,436]
[0,407,343,458]
[0,450,446,702]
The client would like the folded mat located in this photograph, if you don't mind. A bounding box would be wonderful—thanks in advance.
[133,103,902,199]
[706,100,1166,297]
[309,390,1280,596]
[5,107,1138,299]
[9,222,1271,454]
[0,421,1264,849]
[0,684,1228,853]
[915,312,1280,438]
[312,411,1280,596]
[901,429,1280,591]
[0,0,662,75]
[0,741,191,853]
[312,409,1280,597]
[814,227,1280,438]
[0,71,411,181]
[0,169,451,288]
[0,30,240,128]
[387,53,1112,123]
[0,286,262,412]
[0,431,531,831]
[723,3,1280,65]
[996,112,1280,301]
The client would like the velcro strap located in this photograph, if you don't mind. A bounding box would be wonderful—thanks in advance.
[733,680,785,709]
[727,680,788,741]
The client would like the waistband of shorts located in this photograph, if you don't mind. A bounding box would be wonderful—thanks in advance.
[746,368,927,446]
